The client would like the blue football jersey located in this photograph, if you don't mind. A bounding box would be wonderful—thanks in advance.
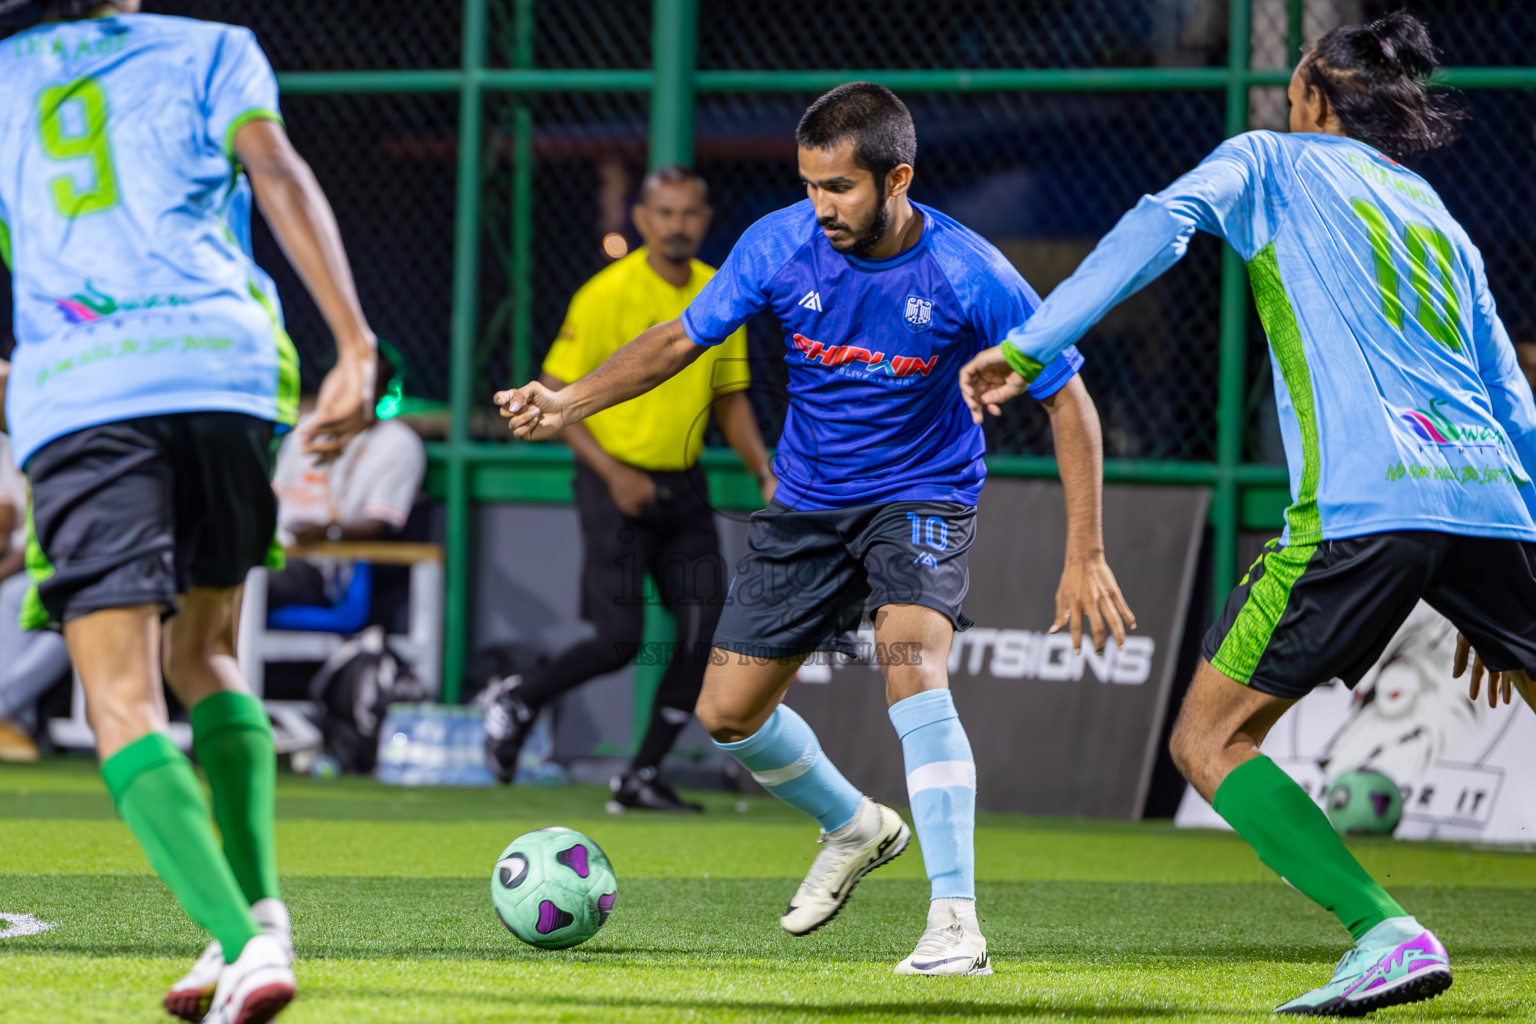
[682,200,1082,509]
[0,13,298,466]
[1004,131,1536,545]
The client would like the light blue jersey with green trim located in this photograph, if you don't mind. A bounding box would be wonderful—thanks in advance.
[1002,130,1536,545]
[0,13,298,467]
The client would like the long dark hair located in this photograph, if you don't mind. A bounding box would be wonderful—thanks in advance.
[1302,11,1464,161]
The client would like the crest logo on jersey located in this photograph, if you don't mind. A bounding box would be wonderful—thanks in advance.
[904,296,933,332]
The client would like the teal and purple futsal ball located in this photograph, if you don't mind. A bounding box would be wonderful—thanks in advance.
[1324,769,1404,836]
[491,827,617,949]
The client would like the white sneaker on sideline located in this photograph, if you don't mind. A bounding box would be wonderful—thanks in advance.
[202,933,296,1024]
[163,900,292,1022]
[894,899,992,976]
[779,798,910,936]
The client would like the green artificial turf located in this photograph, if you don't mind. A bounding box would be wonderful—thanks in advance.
[1,758,1533,1022]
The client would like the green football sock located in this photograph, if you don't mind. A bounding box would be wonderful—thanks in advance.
[102,732,260,961]
[191,690,281,905]
[1213,755,1404,941]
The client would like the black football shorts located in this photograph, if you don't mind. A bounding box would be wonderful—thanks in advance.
[712,500,975,659]
[1202,530,1536,700]
[23,412,279,629]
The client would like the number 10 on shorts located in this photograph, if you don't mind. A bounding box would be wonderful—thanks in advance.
[906,513,948,551]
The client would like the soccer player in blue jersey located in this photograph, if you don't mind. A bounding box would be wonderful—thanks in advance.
[1,2,379,1021]
[497,83,1134,975]
[962,12,1536,1016]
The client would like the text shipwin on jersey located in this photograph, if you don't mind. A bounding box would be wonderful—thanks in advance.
[792,333,939,378]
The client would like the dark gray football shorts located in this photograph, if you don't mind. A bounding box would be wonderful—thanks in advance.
[712,500,975,660]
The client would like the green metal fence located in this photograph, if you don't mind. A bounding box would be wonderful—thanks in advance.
[49,0,1536,700]
[264,0,1536,700]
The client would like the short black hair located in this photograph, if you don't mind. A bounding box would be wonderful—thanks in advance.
[1302,11,1464,161]
[795,82,916,185]
[640,164,708,203]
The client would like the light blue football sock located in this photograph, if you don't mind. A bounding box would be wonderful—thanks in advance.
[714,705,864,833]
[889,689,976,901]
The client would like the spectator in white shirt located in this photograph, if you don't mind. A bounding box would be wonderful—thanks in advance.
[268,355,427,609]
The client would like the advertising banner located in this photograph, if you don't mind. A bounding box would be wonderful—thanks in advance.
[789,480,1209,818]
[1176,603,1536,845]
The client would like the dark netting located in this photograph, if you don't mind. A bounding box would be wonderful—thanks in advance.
[1418,90,1536,340]
[691,90,1228,460]
[698,0,1229,70]
[490,0,651,69]
[255,93,458,401]
[478,91,651,407]
[147,0,461,71]
[1365,0,1536,68]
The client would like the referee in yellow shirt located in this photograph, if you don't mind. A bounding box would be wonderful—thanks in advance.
[486,166,775,811]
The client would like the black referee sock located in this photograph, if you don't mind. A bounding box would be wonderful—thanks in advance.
[630,704,692,775]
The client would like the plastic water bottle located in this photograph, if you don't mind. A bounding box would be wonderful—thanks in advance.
[376,703,495,786]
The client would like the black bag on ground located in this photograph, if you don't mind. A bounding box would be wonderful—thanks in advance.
[308,626,435,773]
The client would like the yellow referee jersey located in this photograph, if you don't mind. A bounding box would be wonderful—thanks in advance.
[543,248,750,472]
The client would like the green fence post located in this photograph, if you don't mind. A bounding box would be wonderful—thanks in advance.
[628,0,699,749]
[1286,0,1304,68]
[649,0,698,168]
[1213,0,1253,612]
[510,0,535,387]
[443,0,490,703]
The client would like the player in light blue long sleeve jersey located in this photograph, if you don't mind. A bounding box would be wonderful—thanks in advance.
[961,13,1535,1017]
[1,3,380,1021]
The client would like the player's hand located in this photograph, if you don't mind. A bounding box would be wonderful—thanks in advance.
[304,347,376,464]
[1454,633,1534,709]
[959,345,1029,425]
[606,464,657,517]
[1053,552,1136,655]
[494,382,567,440]
[1453,632,1507,706]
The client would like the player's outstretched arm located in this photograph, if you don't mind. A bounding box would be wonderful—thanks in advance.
[1041,376,1136,655]
[236,119,377,461]
[495,318,703,441]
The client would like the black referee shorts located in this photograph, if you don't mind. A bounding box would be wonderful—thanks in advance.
[23,412,279,629]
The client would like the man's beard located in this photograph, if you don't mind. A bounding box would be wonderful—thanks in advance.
[657,235,694,262]
[824,201,890,256]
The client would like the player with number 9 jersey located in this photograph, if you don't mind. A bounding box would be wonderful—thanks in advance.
[0,6,380,1023]
[0,9,298,463]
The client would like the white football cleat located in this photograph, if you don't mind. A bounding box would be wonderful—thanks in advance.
[163,940,225,1022]
[163,901,292,1023]
[202,933,295,1024]
[780,798,910,936]
[894,899,992,976]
